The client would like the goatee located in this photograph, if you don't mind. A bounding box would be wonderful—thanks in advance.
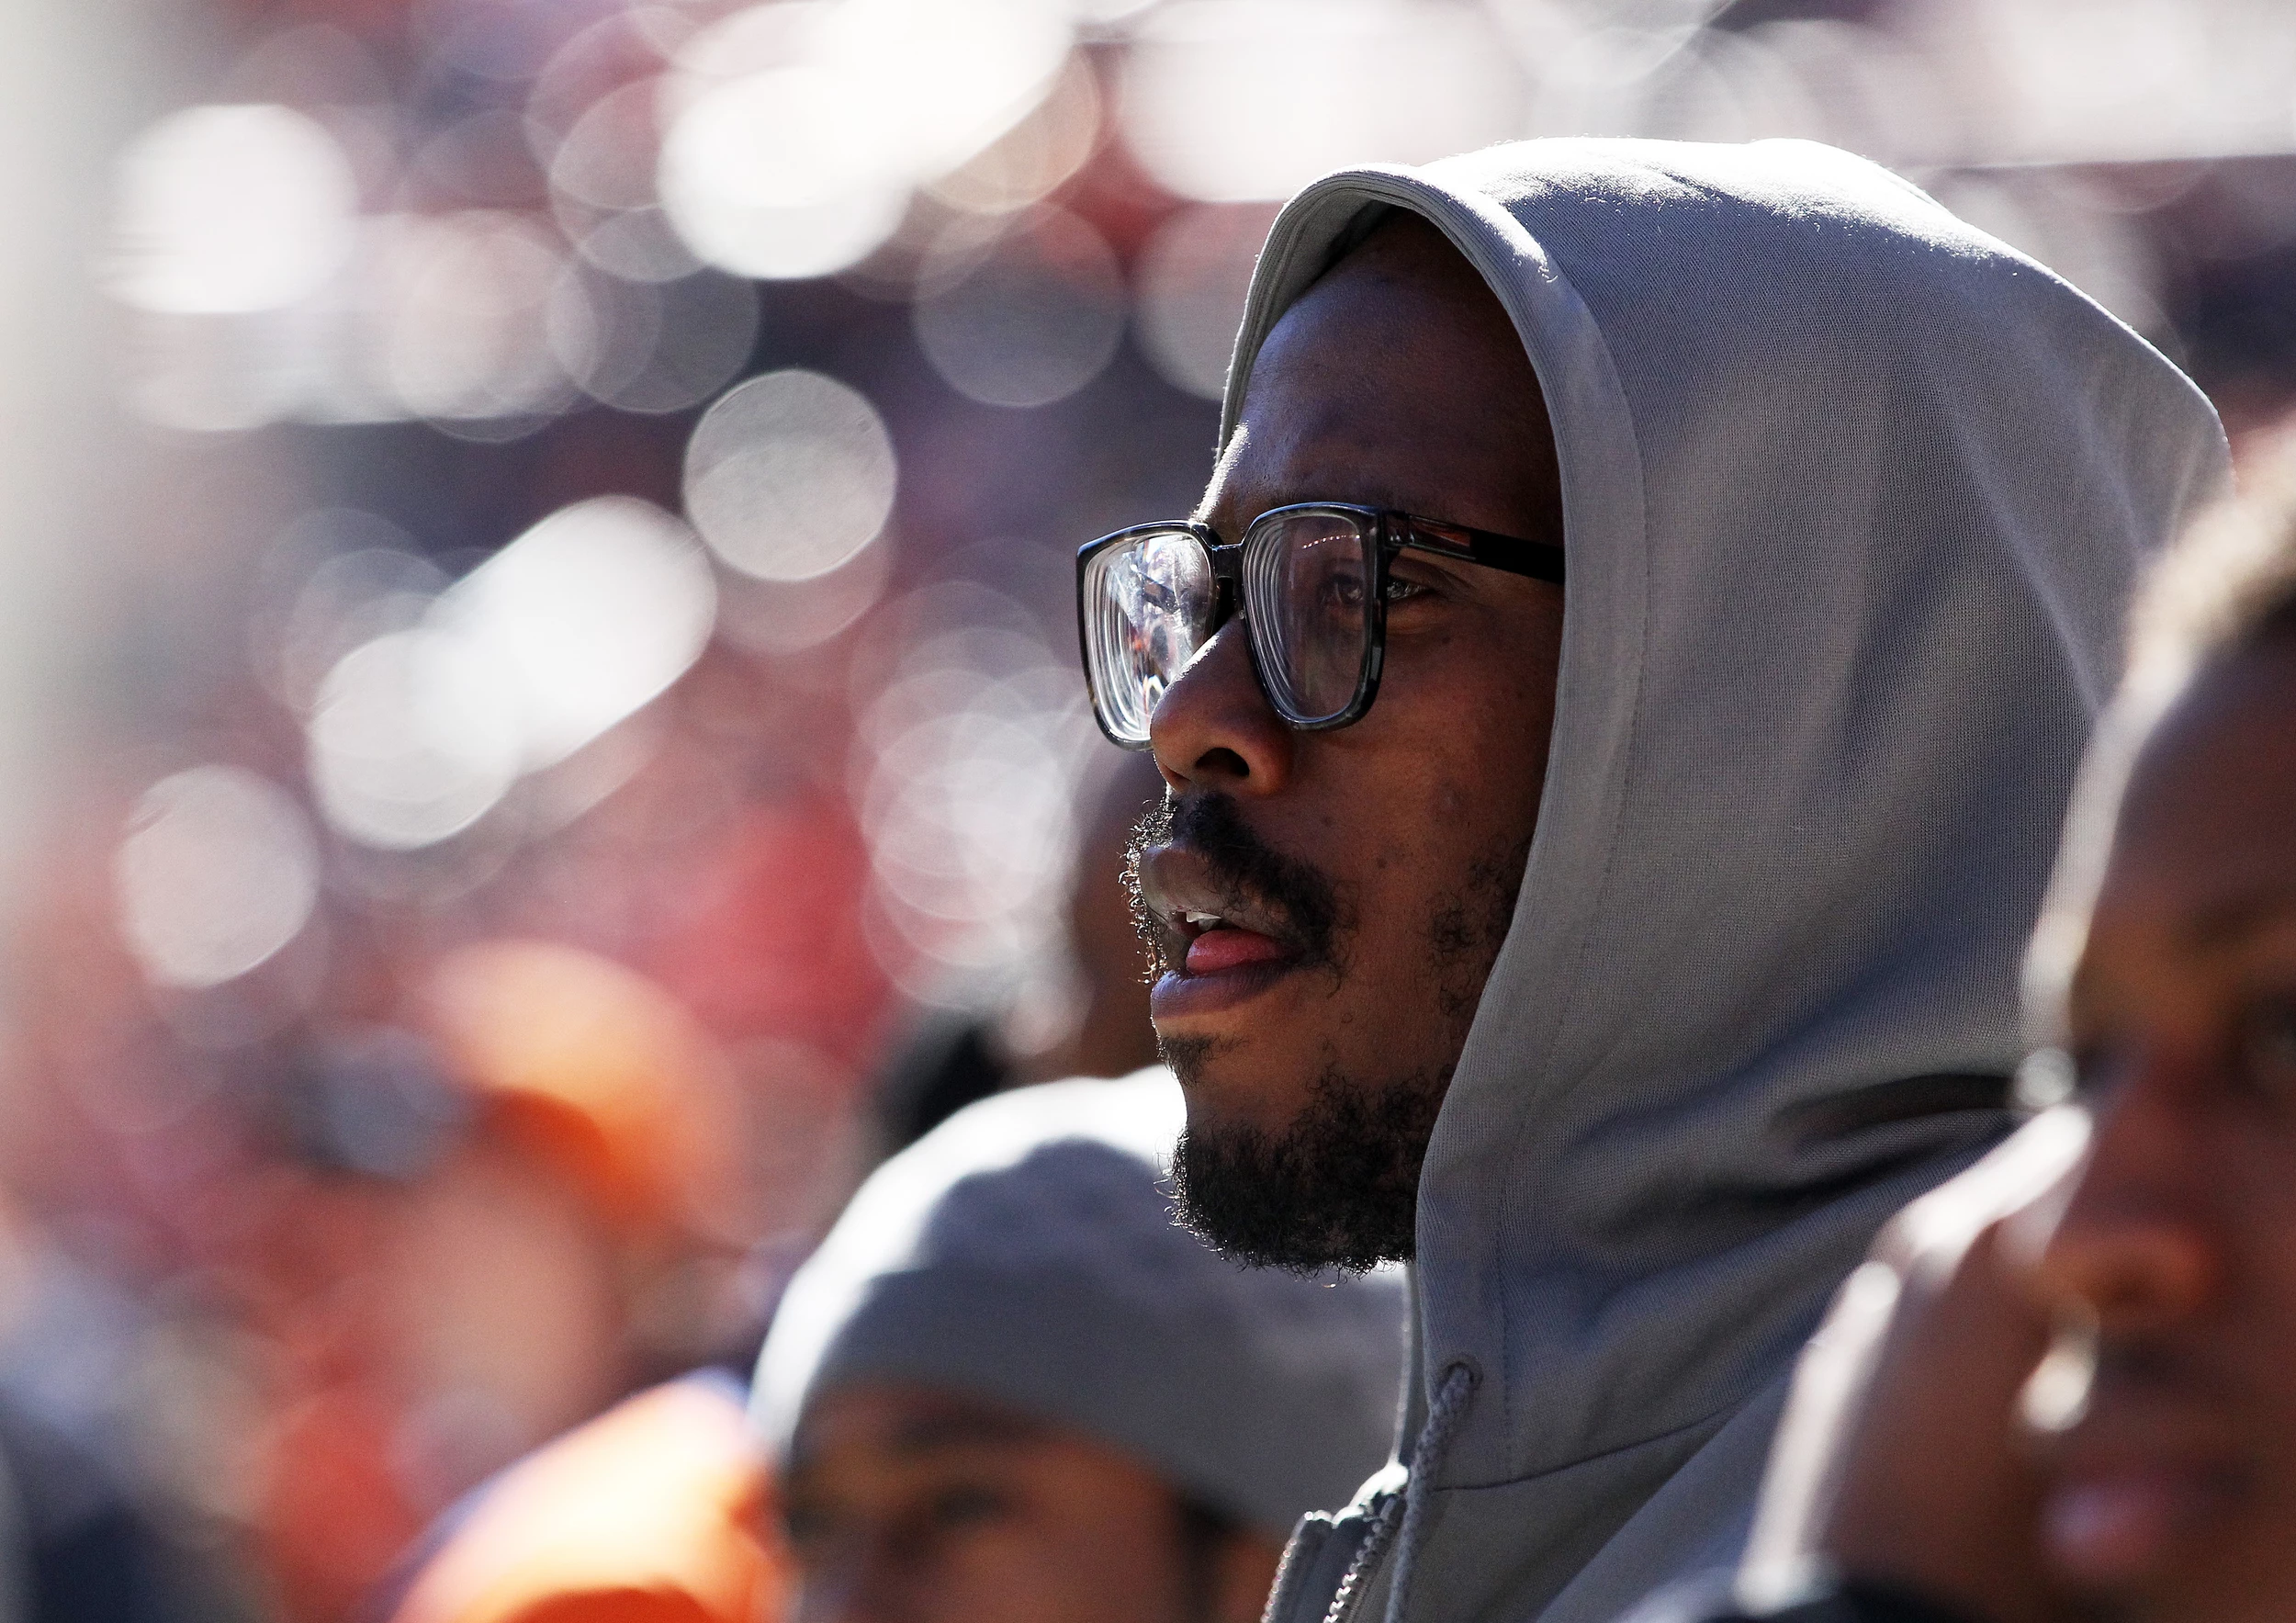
[1168,1058,1448,1274]
[1135,790,1522,1275]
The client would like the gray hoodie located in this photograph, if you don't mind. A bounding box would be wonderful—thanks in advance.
[1229,140,2230,1623]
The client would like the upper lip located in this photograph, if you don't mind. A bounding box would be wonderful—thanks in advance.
[1137,843,1296,958]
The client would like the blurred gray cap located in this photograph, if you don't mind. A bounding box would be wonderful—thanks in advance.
[750,1071,1407,1538]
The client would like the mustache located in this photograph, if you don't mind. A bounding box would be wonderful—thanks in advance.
[1127,792,1345,972]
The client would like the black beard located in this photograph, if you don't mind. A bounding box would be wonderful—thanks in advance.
[1168,1058,1449,1273]
[1137,790,1526,1274]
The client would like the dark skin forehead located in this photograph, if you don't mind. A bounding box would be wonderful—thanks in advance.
[2101,636,2296,936]
[1202,211,1562,547]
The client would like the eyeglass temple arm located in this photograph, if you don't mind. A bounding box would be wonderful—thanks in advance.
[1401,515,1566,585]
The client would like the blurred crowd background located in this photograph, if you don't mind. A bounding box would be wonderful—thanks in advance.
[3,0,2296,1617]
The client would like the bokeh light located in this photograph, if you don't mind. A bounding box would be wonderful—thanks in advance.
[115,766,321,988]
[832,0,1074,175]
[109,104,357,315]
[683,369,898,580]
[309,627,524,851]
[572,207,704,284]
[530,12,699,283]
[715,539,893,659]
[1134,202,1283,400]
[436,495,716,771]
[923,54,1104,217]
[657,8,912,282]
[371,211,576,430]
[39,5,2296,1617]
[263,522,447,714]
[1119,0,1522,202]
[658,71,908,280]
[553,266,760,415]
[851,585,1096,1003]
[658,0,1075,280]
[913,205,1124,409]
[1964,0,2295,163]
[548,81,661,223]
[305,494,715,851]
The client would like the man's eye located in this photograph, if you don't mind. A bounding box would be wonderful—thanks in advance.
[927,1484,1013,1531]
[1381,575,1429,603]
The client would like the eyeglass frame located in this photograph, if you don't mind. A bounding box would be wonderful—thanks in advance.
[1075,502,1566,750]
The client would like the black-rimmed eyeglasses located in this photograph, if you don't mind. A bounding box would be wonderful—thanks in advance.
[1075,502,1565,750]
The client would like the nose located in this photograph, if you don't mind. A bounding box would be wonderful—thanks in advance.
[2030,1055,2222,1336]
[1147,619,1294,795]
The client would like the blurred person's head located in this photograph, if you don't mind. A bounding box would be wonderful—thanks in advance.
[400,940,745,1460]
[1047,750,1169,1085]
[872,750,1168,1154]
[388,1374,788,1623]
[2015,456,2296,1621]
[253,941,751,1621]
[751,1076,1406,1623]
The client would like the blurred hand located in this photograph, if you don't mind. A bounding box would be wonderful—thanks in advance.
[1739,1108,2094,1623]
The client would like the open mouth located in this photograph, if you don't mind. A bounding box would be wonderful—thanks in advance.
[1138,846,1303,985]
[1173,908,1293,975]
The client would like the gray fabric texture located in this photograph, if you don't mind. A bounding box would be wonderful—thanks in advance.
[1218,139,2232,1623]
[748,1071,1408,1538]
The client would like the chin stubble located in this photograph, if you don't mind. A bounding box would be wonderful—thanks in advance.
[1168,1055,1450,1275]
[1142,795,1529,1274]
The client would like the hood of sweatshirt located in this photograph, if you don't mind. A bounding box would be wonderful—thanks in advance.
[1219,139,2230,1623]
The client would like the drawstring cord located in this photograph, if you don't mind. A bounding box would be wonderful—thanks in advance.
[1324,1360,1478,1623]
[1385,1361,1477,1623]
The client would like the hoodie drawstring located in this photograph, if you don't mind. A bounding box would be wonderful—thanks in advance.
[1384,1360,1477,1623]
[1323,1359,1477,1623]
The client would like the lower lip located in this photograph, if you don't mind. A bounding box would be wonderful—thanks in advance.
[1151,929,1298,1020]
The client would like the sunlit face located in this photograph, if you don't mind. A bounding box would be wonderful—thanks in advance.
[2029,633,2296,1620]
[1133,215,1563,1269]
[782,1385,1277,1623]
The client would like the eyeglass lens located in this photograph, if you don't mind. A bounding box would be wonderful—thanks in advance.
[1240,510,1374,726]
[1085,512,1379,745]
[1083,529,1219,745]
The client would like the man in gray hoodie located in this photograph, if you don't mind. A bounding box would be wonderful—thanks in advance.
[1075,139,2229,1623]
